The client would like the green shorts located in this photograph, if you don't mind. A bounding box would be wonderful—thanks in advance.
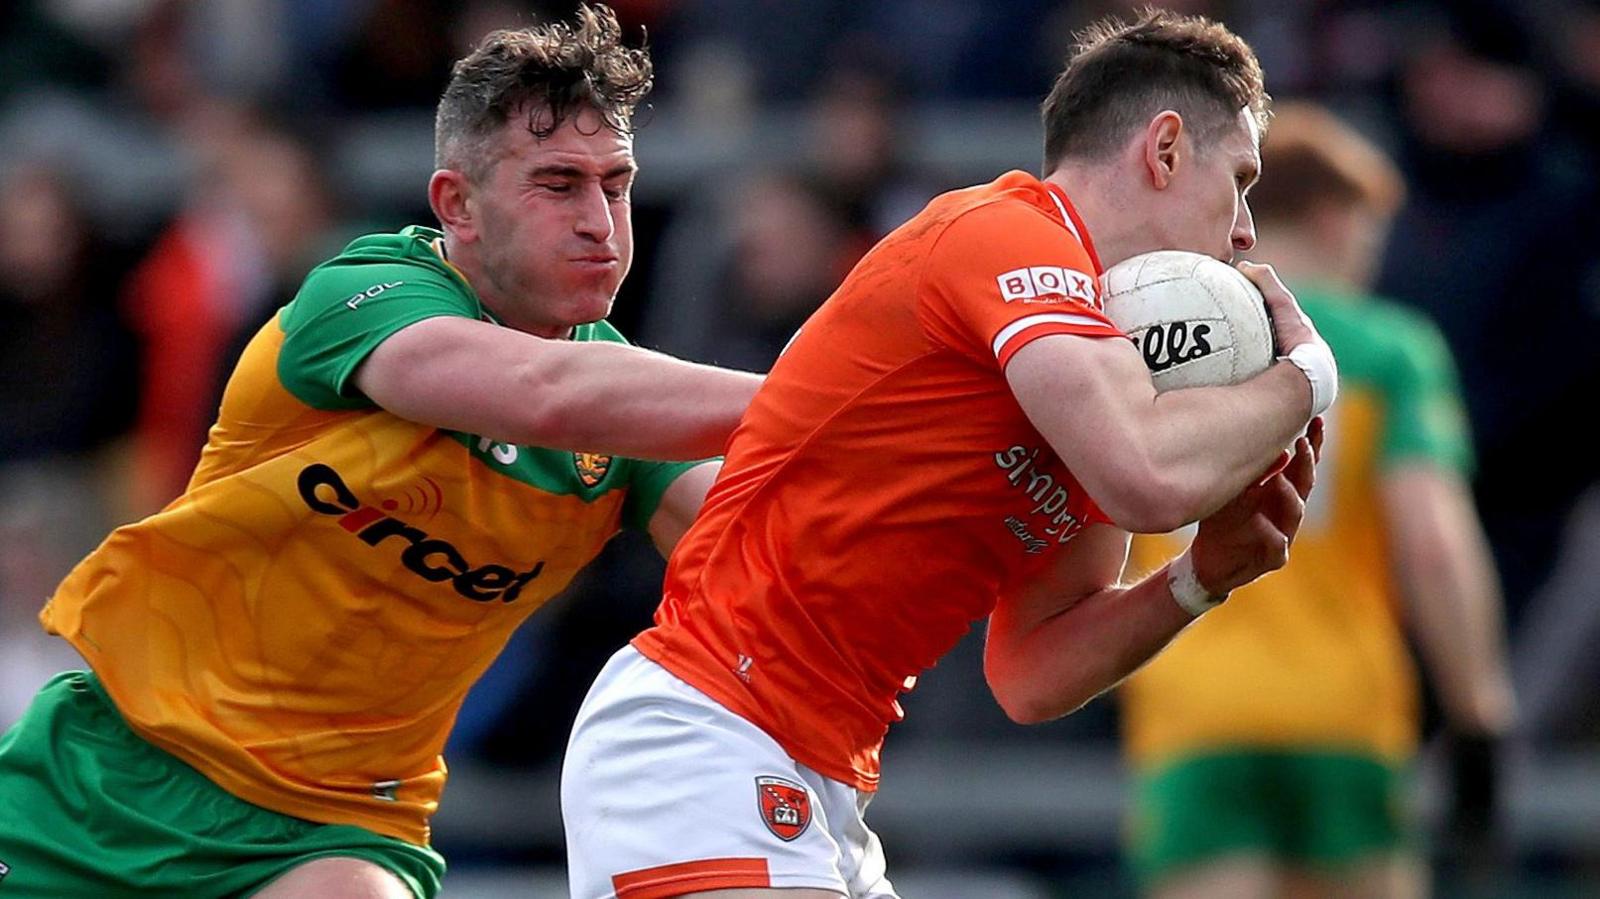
[0,671,445,897]
[1126,748,1413,883]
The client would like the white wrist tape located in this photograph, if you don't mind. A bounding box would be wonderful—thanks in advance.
[1169,552,1227,617]
[1281,341,1338,417]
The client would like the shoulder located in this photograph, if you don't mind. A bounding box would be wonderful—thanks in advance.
[285,228,475,325]
[936,185,1064,244]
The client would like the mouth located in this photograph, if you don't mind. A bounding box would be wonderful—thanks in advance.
[569,256,619,273]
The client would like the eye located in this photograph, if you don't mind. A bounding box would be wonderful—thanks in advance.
[537,181,572,194]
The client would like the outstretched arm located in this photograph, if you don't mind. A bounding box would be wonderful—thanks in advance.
[354,316,762,461]
[985,424,1319,724]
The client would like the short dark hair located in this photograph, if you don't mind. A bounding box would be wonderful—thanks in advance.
[1041,8,1269,171]
[1249,103,1404,223]
[434,3,652,180]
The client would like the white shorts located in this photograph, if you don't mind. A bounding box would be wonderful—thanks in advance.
[561,645,898,899]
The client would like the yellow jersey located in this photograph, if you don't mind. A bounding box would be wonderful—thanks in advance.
[41,226,697,844]
[1121,288,1474,769]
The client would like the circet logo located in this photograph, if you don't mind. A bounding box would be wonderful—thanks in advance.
[297,463,544,602]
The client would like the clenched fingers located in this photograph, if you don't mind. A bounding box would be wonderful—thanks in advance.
[1307,416,1325,463]
[1258,469,1308,544]
[1284,435,1316,502]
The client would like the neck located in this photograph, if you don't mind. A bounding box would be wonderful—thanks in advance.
[1042,164,1147,269]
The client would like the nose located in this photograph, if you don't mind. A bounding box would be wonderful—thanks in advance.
[573,182,615,242]
[1232,200,1257,254]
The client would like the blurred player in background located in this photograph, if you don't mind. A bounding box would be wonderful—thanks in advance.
[562,11,1338,898]
[1118,103,1516,899]
[0,6,761,898]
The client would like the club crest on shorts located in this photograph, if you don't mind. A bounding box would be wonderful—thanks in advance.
[573,452,612,487]
[755,775,812,841]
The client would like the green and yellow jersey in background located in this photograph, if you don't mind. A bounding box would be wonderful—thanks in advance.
[41,226,697,845]
[1121,287,1474,770]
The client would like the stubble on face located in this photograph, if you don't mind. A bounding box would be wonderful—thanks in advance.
[465,109,636,338]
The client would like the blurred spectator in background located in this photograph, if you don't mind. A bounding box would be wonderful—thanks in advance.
[1119,104,1516,899]
[325,0,460,113]
[0,164,139,464]
[643,56,939,367]
[0,0,119,102]
[121,108,339,514]
[1375,1,1600,610]
[805,60,941,245]
[644,169,855,369]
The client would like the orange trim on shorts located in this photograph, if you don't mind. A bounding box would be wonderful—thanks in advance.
[612,857,772,898]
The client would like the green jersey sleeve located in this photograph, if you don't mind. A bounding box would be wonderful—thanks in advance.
[278,234,480,411]
[622,459,711,532]
[1377,311,1475,475]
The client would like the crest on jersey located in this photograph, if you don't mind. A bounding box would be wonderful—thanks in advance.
[574,452,612,487]
[755,775,812,841]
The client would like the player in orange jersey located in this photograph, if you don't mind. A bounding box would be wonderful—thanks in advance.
[562,10,1335,899]
[0,6,760,899]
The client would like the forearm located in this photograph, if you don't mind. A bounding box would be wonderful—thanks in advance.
[1009,336,1313,533]
[987,561,1194,724]
[1140,361,1313,522]
[359,317,764,460]
[522,342,763,459]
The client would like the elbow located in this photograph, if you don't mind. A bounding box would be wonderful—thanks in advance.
[999,696,1056,727]
[992,682,1048,725]
[988,669,1087,726]
[996,687,1094,726]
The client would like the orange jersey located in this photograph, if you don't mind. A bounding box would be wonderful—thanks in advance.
[41,227,696,844]
[635,172,1122,790]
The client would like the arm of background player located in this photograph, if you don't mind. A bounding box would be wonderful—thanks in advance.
[1006,333,1311,533]
[985,432,1317,724]
[646,461,721,556]
[1383,464,1516,734]
[353,316,762,460]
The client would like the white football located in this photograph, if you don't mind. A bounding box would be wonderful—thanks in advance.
[1100,250,1275,392]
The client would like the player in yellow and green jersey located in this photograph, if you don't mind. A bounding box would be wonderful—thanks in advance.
[1119,105,1516,899]
[0,6,763,898]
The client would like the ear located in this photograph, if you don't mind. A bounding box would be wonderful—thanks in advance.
[1141,110,1185,190]
[429,168,477,242]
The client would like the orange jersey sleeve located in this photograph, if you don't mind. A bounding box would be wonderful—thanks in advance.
[918,193,1118,369]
